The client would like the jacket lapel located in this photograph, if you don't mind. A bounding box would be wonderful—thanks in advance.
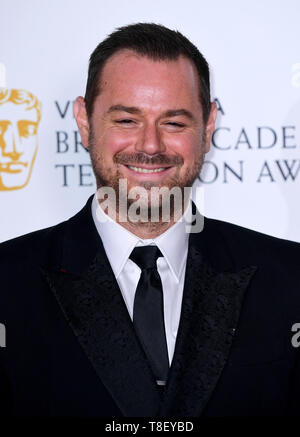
[41,196,161,417]
[159,220,257,417]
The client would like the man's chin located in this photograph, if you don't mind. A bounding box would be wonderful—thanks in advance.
[126,181,166,192]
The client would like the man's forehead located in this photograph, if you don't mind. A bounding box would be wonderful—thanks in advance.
[97,50,201,108]
[103,48,196,73]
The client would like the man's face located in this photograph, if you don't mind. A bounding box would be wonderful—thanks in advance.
[75,50,216,206]
[0,101,39,190]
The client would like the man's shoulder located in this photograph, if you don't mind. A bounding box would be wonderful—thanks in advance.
[0,221,67,268]
[203,216,300,268]
[0,196,95,273]
[206,216,300,246]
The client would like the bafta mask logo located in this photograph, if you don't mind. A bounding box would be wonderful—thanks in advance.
[0,88,42,191]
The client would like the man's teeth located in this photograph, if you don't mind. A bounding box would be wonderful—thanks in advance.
[127,166,167,173]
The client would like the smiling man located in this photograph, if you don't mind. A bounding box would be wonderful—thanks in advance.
[74,37,215,236]
[1,23,300,417]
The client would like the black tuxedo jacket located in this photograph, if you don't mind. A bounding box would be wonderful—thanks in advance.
[1,196,300,417]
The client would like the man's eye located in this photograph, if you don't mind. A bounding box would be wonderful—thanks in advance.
[166,122,185,128]
[115,119,134,124]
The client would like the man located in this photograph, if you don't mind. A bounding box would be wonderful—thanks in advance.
[0,23,300,417]
[0,88,41,190]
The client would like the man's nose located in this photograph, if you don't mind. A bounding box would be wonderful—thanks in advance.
[135,123,165,155]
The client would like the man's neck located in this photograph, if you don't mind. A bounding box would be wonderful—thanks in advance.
[113,216,178,239]
[97,201,188,239]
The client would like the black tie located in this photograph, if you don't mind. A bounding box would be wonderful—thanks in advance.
[130,246,169,384]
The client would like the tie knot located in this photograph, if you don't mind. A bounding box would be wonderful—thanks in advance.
[130,246,162,270]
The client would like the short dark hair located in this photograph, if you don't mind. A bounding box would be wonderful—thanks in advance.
[84,22,211,123]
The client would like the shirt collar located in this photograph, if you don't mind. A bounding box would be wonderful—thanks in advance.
[91,194,190,282]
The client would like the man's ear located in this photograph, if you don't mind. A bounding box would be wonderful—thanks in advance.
[204,101,217,154]
[74,96,90,149]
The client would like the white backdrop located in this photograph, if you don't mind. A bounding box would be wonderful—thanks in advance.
[1,0,300,242]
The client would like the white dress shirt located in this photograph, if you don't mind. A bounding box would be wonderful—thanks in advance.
[91,194,190,365]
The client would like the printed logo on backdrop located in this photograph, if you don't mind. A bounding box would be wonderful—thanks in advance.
[54,100,94,187]
[54,97,299,187]
[198,98,299,185]
[0,87,42,191]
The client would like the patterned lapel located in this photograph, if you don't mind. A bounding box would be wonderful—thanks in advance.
[41,197,162,416]
[42,248,162,417]
[158,216,257,416]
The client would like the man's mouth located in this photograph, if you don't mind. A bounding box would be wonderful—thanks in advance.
[126,165,168,174]
[114,152,183,176]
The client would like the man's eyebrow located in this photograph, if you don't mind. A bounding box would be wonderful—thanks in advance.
[107,105,142,115]
[107,105,195,120]
[162,109,195,120]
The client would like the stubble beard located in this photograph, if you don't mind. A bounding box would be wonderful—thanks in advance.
[89,127,206,227]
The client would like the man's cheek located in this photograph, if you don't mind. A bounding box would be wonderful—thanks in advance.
[102,131,136,155]
[168,134,198,155]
